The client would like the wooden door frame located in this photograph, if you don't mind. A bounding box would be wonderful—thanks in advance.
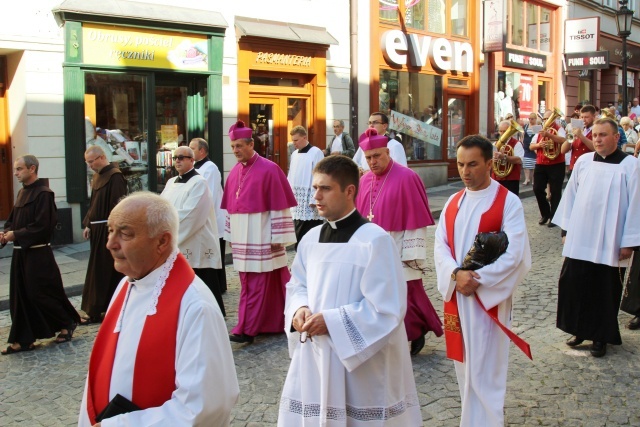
[0,56,12,220]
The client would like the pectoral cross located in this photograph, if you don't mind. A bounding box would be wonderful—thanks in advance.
[367,210,375,221]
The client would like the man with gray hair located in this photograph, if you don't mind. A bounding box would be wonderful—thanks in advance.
[1,155,80,354]
[80,145,127,325]
[78,192,239,426]
[324,119,355,158]
[160,146,224,316]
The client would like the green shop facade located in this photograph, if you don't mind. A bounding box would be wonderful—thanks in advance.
[53,3,227,223]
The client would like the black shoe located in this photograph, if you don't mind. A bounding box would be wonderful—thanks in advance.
[628,316,640,330]
[538,217,549,225]
[566,336,584,347]
[410,335,426,356]
[229,334,254,344]
[590,341,607,357]
[547,222,557,228]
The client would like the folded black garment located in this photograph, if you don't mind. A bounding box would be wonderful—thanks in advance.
[461,231,509,271]
[95,394,141,422]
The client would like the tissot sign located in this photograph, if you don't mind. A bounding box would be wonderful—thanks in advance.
[504,48,547,72]
[565,18,599,54]
[381,30,473,73]
[565,51,609,71]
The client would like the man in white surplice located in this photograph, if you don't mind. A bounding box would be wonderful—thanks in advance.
[352,112,408,173]
[287,125,325,248]
[160,146,224,316]
[434,135,531,427]
[279,155,422,426]
[78,192,238,426]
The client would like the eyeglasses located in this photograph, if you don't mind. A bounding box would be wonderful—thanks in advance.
[368,121,382,126]
[85,155,103,165]
[172,155,192,161]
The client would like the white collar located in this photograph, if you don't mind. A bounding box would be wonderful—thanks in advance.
[327,208,356,229]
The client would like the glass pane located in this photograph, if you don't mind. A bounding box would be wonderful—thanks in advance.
[526,3,538,49]
[406,0,425,30]
[448,98,466,160]
[379,69,443,161]
[84,72,148,195]
[579,77,592,106]
[451,0,467,36]
[287,98,307,168]
[495,71,525,136]
[249,103,273,159]
[427,0,446,34]
[155,85,188,193]
[540,6,552,52]
[538,80,549,116]
[511,0,524,46]
[250,76,304,87]
[379,0,399,25]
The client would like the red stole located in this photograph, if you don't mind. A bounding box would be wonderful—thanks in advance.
[444,184,532,362]
[86,253,195,424]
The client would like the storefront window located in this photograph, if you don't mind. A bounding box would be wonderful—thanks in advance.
[540,6,552,52]
[447,98,467,159]
[538,79,549,114]
[84,72,148,195]
[494,71,530,135]
[379,70,443,161]
[578,71,592,105]
[406,0,425,30]
[526,3,538,49]
[379,0,399,25]
[510,0,525,46]
[427,0,446,34]
[451,0,467,36]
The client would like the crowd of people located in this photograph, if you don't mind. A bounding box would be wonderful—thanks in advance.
[1,107,639,426]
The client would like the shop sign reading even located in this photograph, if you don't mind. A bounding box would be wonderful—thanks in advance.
[381,30,473,73]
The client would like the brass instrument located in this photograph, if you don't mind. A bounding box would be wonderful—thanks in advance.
[493,119,523,178]
[541,107,564,160]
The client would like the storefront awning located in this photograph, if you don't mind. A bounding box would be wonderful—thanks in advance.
[235,17,338,46]
[52,0,227,33]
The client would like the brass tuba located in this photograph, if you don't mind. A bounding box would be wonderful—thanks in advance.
[493,119,523,178]
[541,107,564,160]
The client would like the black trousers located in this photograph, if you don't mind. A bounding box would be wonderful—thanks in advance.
[193,268,226,317]
[216,237,227,293]
[294,219,324,250]
[497,179,519,196]
[533,163,565,219]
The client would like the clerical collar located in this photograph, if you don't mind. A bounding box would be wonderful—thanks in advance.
[327,208,357,229]
[242,152,258,167]
[176,168,198,183]
[98,164,115,175]
[194,158,211,169]
[594,148,627,164]
[298,143,312,154]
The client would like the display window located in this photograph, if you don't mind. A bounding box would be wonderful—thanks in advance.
[84,72,149,194]
[379,0,467,35]
[508,0,552,52]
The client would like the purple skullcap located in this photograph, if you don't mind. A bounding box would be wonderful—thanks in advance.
[229,120,253,141]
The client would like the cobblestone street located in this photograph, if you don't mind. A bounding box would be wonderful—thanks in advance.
[1,196,639,426]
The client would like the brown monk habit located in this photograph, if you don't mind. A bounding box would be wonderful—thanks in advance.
[5,179,80,345]
[81,164,127,320]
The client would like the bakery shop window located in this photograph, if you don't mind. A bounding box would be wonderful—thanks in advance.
[379,69,444,161]
[84,72,149,195]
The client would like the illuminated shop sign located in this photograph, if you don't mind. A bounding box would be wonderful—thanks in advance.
[381,30,473,73]
[565,51,609,71]
[504,48,547,72]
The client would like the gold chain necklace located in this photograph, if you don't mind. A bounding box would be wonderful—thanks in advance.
[367,162,394,221]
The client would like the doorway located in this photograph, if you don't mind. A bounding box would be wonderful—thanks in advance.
[249,95,308,173]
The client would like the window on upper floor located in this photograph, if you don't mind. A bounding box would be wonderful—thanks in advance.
[508,0,553,52]
[379,0,468,37]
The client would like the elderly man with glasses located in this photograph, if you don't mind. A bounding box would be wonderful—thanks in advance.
[324,119,355,158]
[160,146,225,316]
[79,145,128,325]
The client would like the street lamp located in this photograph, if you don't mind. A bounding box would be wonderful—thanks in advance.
[616,0,634,117]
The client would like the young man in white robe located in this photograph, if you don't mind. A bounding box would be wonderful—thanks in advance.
[160,146,224,316]
[279,155,422,426]
[78,192,238,426]
[553,117,640,357]
[352,112,408,173]
[189,137,228,293]
[287,125,325,248]
[434,135,531,427]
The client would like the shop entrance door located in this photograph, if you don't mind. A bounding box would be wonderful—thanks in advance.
[249,96,308,173]
[0,57,11,220]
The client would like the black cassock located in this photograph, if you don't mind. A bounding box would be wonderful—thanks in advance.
[621,250,640,317]
[81,165,127,319]
[5,179,79,345]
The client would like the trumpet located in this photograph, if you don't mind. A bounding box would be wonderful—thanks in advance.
[493,119,523,178]
[541,107,564,160]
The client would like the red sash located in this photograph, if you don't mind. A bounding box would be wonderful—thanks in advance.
[86,253,195,424]
[444,185,532,362]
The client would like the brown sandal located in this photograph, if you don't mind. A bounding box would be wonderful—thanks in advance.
[55,322,77,343]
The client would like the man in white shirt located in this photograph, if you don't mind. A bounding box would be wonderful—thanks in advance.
[324,119,355,158]
[160,146,224,316]
[78,192,238,426]
[629,98,640,118]
[352,112,408,172]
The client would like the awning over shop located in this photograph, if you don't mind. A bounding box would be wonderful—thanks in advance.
[235,16,338,46]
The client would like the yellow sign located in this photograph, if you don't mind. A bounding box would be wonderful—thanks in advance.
[255,52,312,67]
[161,125,179,145]
[83,24,208,71]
